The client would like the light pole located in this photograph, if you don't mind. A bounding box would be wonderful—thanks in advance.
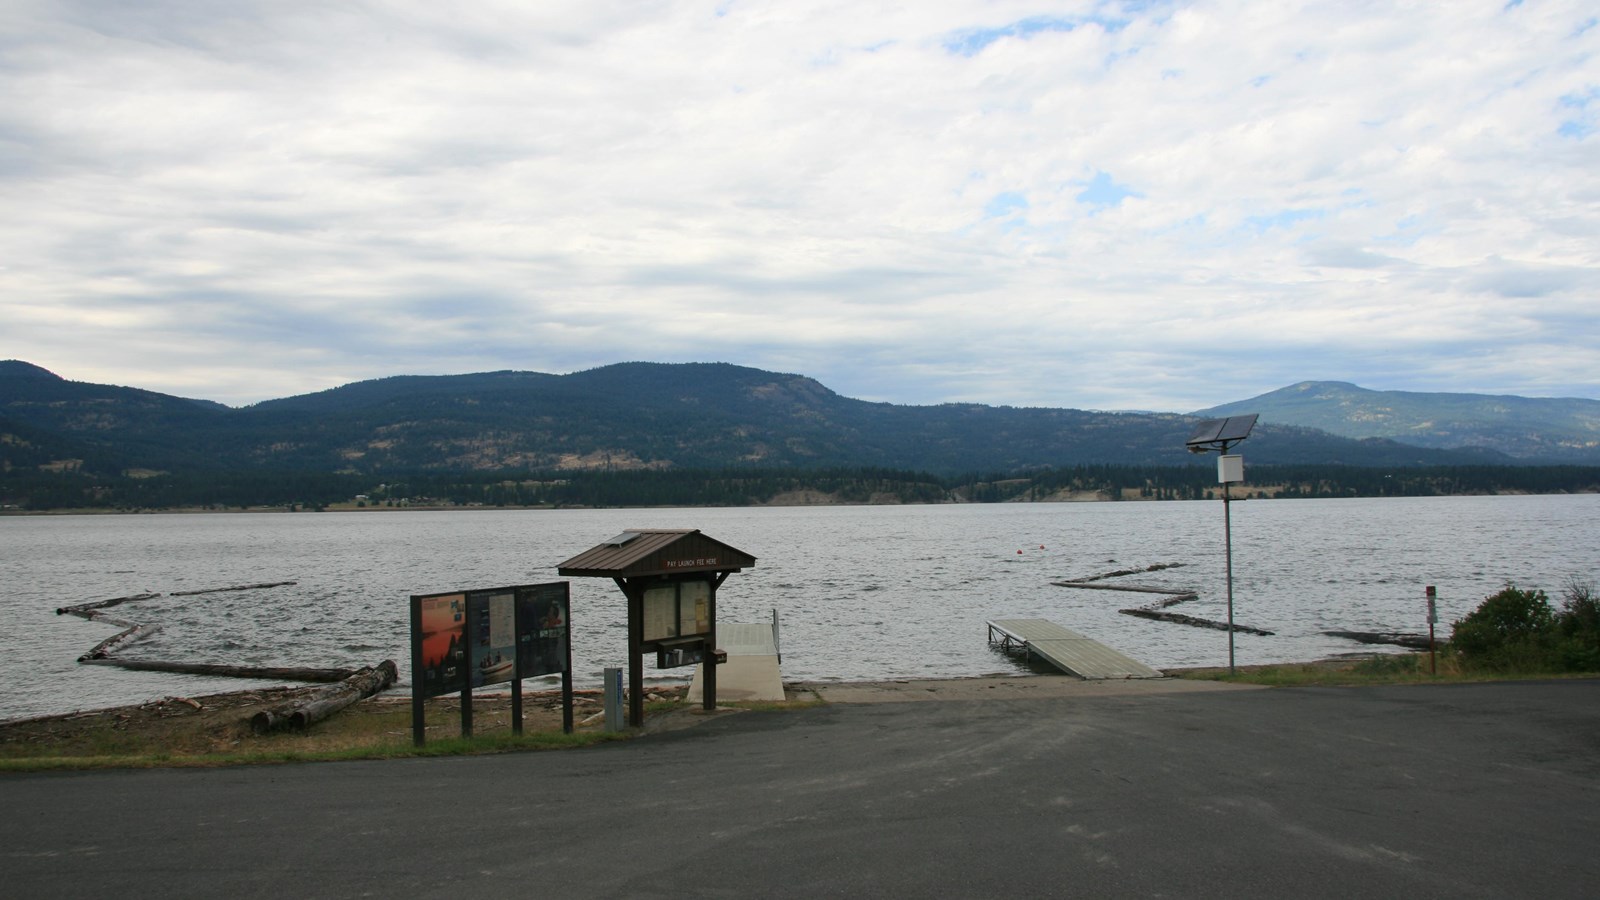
[1185,415,1258,674]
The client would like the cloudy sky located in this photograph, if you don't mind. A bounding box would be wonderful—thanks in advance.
[3,1,1597,411]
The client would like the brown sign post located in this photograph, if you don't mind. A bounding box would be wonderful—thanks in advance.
[558,529,756,728]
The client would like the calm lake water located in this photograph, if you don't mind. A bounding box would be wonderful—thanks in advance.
[3,495,1597,721]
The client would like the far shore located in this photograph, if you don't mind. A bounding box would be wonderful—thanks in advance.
[4,486,1589,517]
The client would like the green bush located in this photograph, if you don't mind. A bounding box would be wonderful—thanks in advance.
[1451,582,1600,674]
[1553,581,1600,671]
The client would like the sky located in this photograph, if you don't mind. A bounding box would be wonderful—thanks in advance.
[2,1,1597,412]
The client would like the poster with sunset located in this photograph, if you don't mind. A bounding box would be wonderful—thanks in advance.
[413,592,467,698]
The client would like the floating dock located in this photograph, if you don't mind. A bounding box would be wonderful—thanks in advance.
[688,621,786,703]
[987,618,1164,680]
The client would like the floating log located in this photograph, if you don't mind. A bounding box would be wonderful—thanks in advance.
[80,658,357,682]
[251,661,398,734]
[169,581,297,597]
[1120,608,1275,636]
[79,622,163,660]
[1054,582,1197,595]
[56,593,161,617]
[1058,562,1188,584]
[1323,630,1435,650]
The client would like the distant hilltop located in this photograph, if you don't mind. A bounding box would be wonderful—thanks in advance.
[1197,380,1600,462]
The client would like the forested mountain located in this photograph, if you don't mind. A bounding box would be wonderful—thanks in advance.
[5,360,1598,510]
[2,360,1520,482]
[1196,381,1600,462]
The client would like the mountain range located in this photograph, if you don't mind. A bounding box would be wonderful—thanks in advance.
[2,360,1597,482]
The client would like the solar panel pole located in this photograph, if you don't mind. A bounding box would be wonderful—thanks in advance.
[1186,415,1257,677]
[1223,476,1235,674]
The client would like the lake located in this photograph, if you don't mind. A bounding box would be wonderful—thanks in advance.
[3,494,1596,721]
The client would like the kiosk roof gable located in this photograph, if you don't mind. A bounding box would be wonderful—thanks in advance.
[557,529,756,578]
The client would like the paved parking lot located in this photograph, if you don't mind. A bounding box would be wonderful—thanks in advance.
[5,679,1598,899]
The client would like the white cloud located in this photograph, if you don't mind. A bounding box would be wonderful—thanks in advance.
[1,0,1597,411]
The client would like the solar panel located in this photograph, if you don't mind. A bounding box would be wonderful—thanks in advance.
[1187,418,1227,445]
[603,531,641,547]
[1186,414,1258,448]
[1215,413,1258,442]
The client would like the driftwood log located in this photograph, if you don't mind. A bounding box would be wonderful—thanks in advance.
[169,581,296,597]
[79,618,163,660]
[1323,630,1436,650]
[1053,582,1199,596]
[56,593,161,617]
[1120,608,1276,635]
[1057,563,1188,584]
[250,660,398,734]
[79,658,357,682]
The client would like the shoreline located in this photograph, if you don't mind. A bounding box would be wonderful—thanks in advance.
[0,668,1276,739]
[5,486,1593,517]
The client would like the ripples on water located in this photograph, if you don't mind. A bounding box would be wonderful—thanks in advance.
[2,495,1596,720]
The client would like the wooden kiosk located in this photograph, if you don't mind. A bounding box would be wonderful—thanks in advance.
[558,529,756,727]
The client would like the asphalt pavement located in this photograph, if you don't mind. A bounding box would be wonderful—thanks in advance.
[5,679,1598,899]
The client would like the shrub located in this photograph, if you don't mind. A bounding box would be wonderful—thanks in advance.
[1553,580,1600,672]
[1450,585,1555,672]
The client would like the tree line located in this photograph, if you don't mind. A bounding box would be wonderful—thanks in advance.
[3,463,1598,512]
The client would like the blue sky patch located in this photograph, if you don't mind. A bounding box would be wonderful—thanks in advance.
[985,191,1029,218]
[1244,208,1325,232]
[1557,87,1597,139]
[944,14,1129,57]
[1075,172,1139,209]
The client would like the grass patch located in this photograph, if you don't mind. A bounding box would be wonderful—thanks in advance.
[0,729,626,772]
[0,689,643,772]
[0,686,834,772]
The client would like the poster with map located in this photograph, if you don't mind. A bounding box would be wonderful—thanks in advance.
[468,589,517,687]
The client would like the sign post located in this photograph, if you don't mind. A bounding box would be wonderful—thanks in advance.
[1426,585,1438,675]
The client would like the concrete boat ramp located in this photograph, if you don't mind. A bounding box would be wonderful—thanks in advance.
[688,622,786,703]
[987,618,1163,680]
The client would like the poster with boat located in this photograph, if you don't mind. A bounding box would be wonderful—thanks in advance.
[517,582,570,678]
[468,589,518,688]
[412,592,468,698]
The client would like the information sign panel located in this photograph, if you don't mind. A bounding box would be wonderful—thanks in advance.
[468,589,517,688]
[516,582,570,678]
[641,579,712,645]
[411,581,574,745]
[682,580,710,635]
[643,584,679,642]
[413,592,467,699]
